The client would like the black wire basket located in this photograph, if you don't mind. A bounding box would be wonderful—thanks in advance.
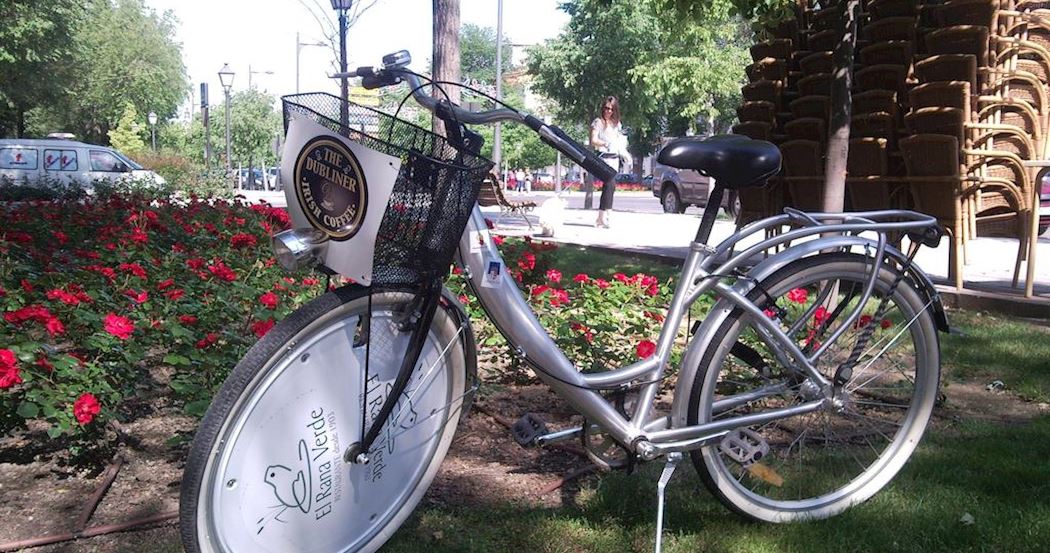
[282,92,493,286]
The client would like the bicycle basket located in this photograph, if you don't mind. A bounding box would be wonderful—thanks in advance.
[282,92,493,286]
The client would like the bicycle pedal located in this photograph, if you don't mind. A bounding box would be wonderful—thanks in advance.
[511,413,548,447]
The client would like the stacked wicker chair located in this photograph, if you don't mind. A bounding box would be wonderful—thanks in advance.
[733,0,1049,288]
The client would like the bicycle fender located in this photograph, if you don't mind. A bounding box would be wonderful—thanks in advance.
[670,235,948,429]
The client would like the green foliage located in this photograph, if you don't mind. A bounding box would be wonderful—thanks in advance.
[204,89,283,167]
[107,104,148,155]
[4,0,187,143]
[529,0,753,155]
[0,0,85,137]
[460,23,514,85]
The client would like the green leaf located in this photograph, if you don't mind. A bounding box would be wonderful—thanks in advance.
[16,401,40,418]
[184,400,211,417]
[47,426,64,439]
[163,354,191,366]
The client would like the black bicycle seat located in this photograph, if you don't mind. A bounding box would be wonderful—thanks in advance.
[657,134,781,189]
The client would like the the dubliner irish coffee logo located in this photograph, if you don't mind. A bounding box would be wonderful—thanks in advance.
[294,136,368,240]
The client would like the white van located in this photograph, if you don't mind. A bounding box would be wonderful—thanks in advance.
[0,138,165,189]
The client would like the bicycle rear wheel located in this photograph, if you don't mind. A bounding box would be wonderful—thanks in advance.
[688,253,940,522]
[180,286,474,552]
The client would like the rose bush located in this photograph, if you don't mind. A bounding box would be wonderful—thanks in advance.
[1,188,323,447]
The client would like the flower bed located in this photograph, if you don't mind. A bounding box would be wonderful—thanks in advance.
[1,191,678,455]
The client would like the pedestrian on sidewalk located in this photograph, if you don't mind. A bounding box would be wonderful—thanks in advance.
[515,167,526,193]
[590,95,630,228]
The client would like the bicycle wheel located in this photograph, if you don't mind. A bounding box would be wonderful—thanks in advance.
[180,286,474,553]
[687,253,940,522]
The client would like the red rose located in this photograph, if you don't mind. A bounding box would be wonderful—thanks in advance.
[165,288,185,301]
[0,349,23,389]
[44,316,65,337]
[186,258,206,270]
[814,306,830,324]
[880,318,893,329]
[20,278,34,294]
[573,273,589,284]
[787,288,808,304]
[156,278,175,290]
[546,269,562,283]
[230,232,258,249]
[251,319,276,338]
[207,261,237,282]
[130,227,149,244]
[549,288,569,307]
[259,291,279,310]
[492,235,505,246]
[518,252,536,271]
[35,356,54,372]
[178,315,198,325]
[613,273,629,283]
[103,313,135,340]
[594,279,610,289]
[855,314,874,329]
[636,340,657,359]
[125,289,149,304]
[73,393,101,425]
[118,262,148,279]
[46,288,80,306]
[196,332,220,349]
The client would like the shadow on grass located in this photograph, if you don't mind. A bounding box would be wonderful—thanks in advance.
[942,310,1050,402]
[387,417,1050,553]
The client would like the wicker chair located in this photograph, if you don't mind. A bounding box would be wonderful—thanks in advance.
[859,41,916,66]
[790,95,831,119]
[868,0,920,19]
[747,57,790,82]
[900,133,1028,288]
[784,117,827,143]
[732,121,774,140]
[846,137,908,212]
[855,64,911,99]
[796,72,832,96]
[799,51,833,76]
[807,29,840,51]
[779,139,827,211]
[751,39,794,62]
[864,16,918,43]
[742,80,785,111]
[852,111,899,149]
[737,100,778,124]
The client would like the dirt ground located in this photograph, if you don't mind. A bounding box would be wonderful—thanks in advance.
[0,369,1046,553]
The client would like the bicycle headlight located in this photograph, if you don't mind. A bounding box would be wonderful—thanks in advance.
[272,228,329,272]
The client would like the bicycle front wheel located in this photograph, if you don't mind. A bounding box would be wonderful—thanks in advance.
[688,253,940,522]
[180,286,474,553]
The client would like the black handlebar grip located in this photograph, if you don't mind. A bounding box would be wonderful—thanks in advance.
[524,116,618,185]
[361,71,400,90]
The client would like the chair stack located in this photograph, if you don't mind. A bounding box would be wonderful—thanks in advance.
[734,0,1049,288]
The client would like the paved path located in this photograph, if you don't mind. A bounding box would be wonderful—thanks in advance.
[235,188,1050,304]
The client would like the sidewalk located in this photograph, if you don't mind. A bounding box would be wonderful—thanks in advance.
[235,188,1050,315]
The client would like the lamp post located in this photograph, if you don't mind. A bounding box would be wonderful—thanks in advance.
[248,64,274,89]
[494,0,503,171]
[147,111,158,151]
[330,0,352,129]
[218,63,235,173]
[296,32,328,94]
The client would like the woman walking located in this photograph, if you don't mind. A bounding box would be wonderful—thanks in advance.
[590,95,629,228]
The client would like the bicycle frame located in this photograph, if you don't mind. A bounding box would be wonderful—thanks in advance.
[457,204,942,458]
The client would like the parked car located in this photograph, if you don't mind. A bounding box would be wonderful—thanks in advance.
[642,175,654,189]
[0,138,165,189]
[651,139,739,217]
[237,168,266,189]
[266,167,280,189]
[615,172,641,186]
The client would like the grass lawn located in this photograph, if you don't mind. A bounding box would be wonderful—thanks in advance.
[383,247,1050,553]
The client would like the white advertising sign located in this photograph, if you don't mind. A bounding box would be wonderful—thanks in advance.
[281,115,402,285]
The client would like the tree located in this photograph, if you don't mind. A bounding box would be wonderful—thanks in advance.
[0,0,85,137]
[528,0,751,173]
[22,0,187,144]
[432,0,461,136]
[460,23,514,85]
[107,104,148,155]
[205,89,283,167]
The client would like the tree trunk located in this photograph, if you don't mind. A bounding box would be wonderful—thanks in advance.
[16,109,26,138]
[432,0,461,137]
[821,0,861,213]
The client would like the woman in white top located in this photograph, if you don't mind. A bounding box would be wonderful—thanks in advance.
[590,95,629,228]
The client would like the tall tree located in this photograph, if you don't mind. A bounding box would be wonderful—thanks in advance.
[529,0,751,168]
[432,0,461,136]
[460,23,514,85]
[22,0,187,144]
[0,0,84,137]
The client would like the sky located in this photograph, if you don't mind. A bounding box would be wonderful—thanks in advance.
[142,0,570,118]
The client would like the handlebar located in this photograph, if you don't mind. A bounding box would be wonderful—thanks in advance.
[334,55,619,185]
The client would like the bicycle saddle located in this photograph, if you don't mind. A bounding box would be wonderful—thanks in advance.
[657,134,781,189]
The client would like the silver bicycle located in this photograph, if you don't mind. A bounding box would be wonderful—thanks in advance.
[180,51,948,553]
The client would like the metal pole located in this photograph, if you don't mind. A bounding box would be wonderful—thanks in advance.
[203,106,211,169]
[151,125,156,151]
[493,0,503,168]
[555,151,562,194]
[296,32,301,94]
[224,88,232,173]
[248,64,252,89]
[339,9,349,130]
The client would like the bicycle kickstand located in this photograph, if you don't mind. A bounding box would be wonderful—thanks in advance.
[654,452,682,553]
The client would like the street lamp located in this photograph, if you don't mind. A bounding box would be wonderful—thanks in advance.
[218,63,235,173]
[330,0,352,129]
[296,32,328,94]
[248,64,274,89]
[147,111,158,151]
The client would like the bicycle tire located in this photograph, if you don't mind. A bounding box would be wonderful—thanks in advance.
[180,286,474,552]
[687,253,940,522]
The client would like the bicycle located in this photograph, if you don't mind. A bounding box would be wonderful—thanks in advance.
[179,50,949,553]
